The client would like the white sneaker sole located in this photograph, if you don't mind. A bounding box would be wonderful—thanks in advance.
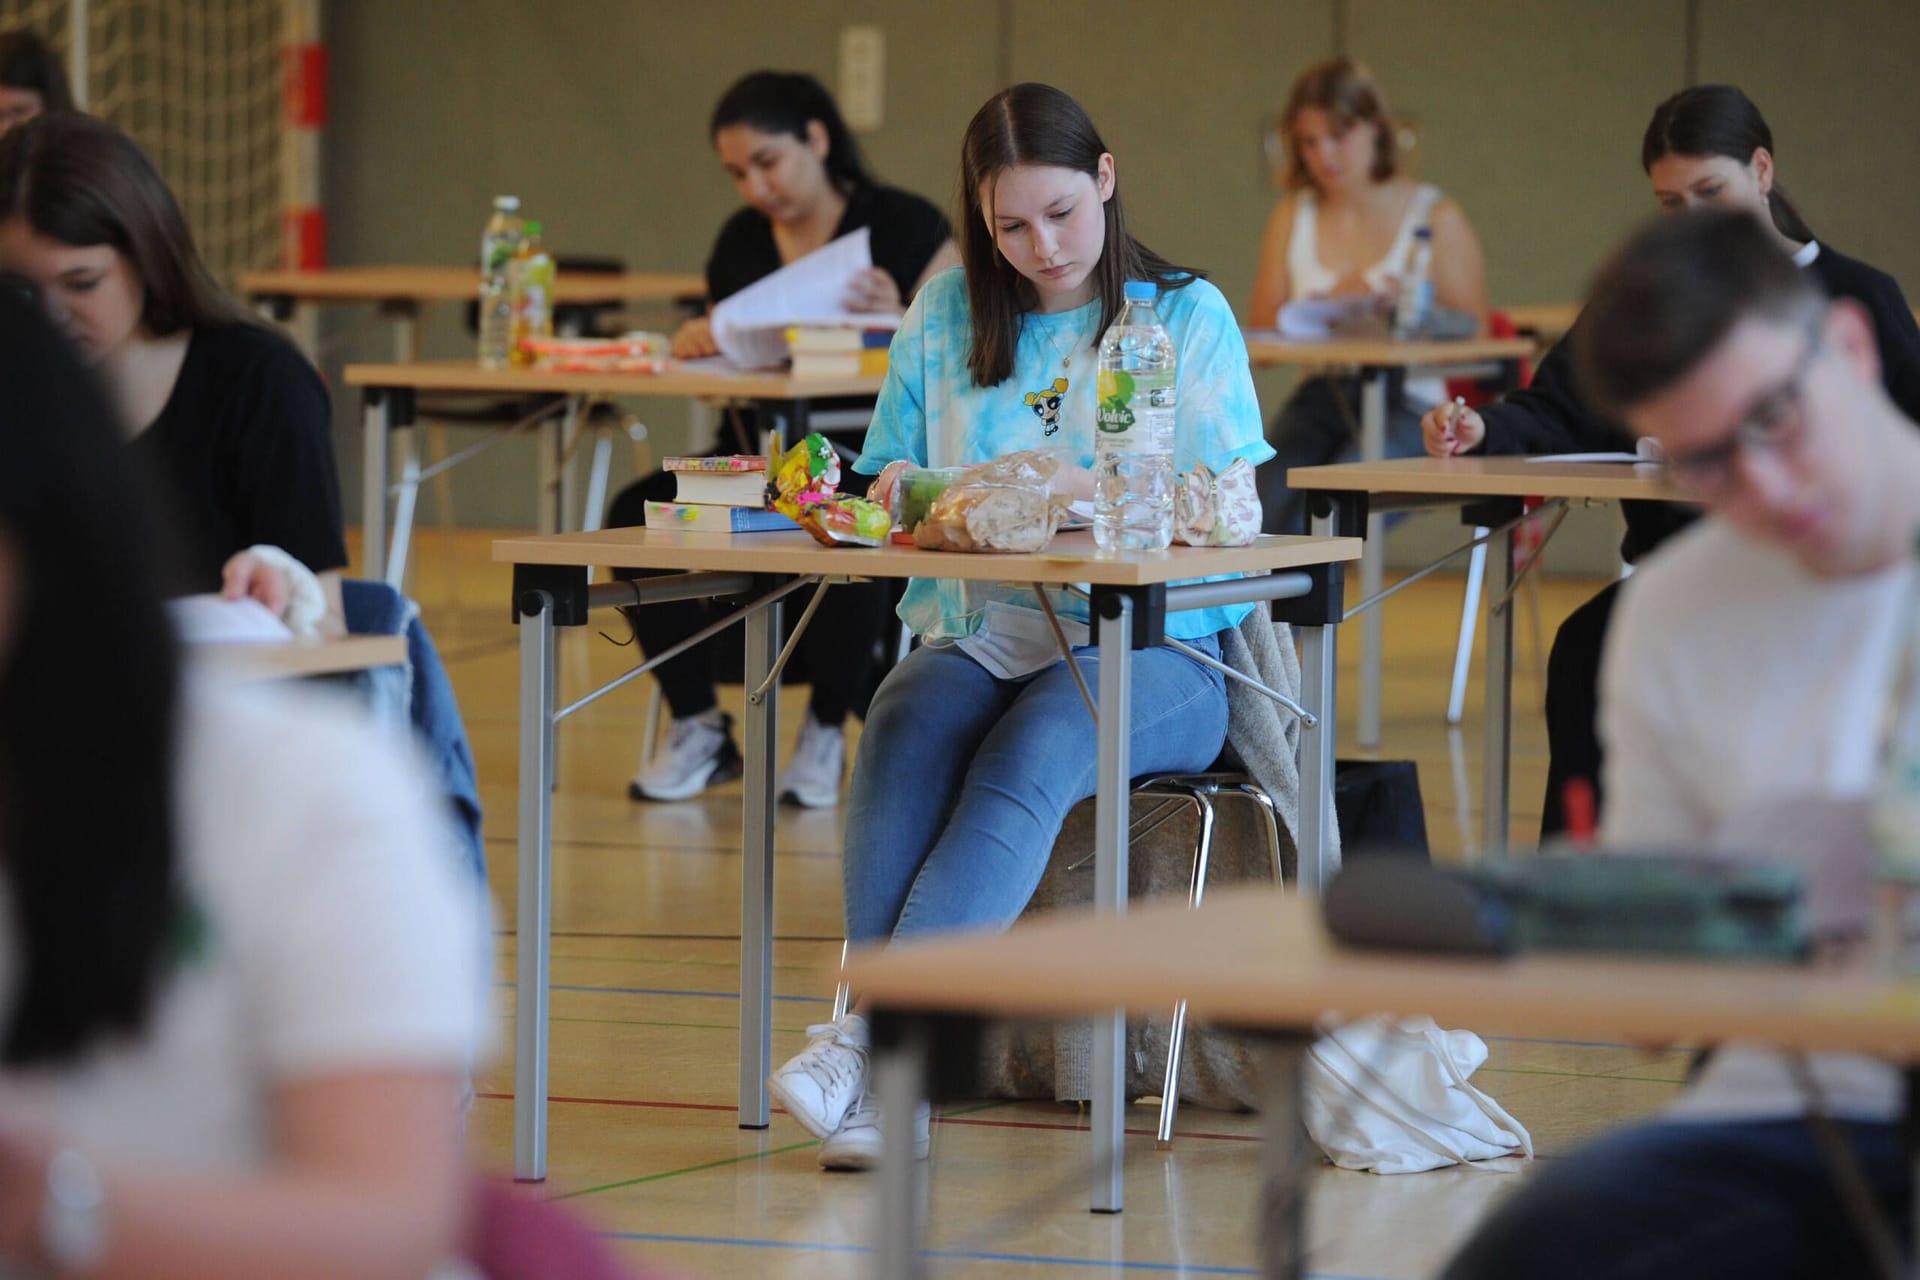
[777,782,841,809]
[767,1072,852,1142]
[818,1125,931,1170]
[629,756,727,803]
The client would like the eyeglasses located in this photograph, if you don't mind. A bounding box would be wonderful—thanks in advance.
[1660,319,1824,499]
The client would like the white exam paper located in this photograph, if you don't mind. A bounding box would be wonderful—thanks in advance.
[709,228,902,369]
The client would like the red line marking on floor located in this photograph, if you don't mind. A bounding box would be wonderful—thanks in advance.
[476,1093,1263,1143]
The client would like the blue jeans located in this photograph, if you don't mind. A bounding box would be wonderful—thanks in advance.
[340,579,486,881]
[842,636,1228,943]
[1442,1118,1909,1279]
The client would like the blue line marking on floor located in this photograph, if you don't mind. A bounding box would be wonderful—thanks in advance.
[600,1230,1391,1277]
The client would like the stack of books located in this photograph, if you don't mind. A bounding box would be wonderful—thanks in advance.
[787,324,892,378]
[644,455,796,533]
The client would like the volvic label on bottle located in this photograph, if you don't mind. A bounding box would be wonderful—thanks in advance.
[1096,368,1177,443]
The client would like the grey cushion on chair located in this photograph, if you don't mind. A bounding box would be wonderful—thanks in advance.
[971,613,1341,1111]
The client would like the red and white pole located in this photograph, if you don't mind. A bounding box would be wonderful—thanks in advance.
[280,0,325,352]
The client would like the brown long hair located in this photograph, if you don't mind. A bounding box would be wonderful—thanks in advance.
[0,112,252,334]
[1279,57,1397,193]
[958,82,1199,389]
[1642,85,1816,245]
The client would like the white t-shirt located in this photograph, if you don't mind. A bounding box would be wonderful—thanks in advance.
[1600,518,1912,1121]
[0,672,489,1177]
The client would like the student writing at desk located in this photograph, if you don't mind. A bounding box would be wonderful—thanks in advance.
[1424,85,1920,838]
[1249,56,1487,534]
[0,113,484,878]
[1444,208,1920,1280]
[607,70,956,807]
[762,82,1273,1171]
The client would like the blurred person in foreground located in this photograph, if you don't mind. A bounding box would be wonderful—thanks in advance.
[1445,209,1919,1278]
[0,290,486,1276]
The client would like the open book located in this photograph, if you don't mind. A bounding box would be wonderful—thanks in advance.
[168,594,293,644]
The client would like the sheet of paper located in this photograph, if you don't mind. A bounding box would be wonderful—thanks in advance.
[1526,440,1664,465]
[1275,296,1380,340]
[169,594,294,644]
[710,228,903,369]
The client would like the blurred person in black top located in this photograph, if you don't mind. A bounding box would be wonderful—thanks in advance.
[1421,85,1920,839]
[0,112,348,628]
[0,113,488,882]
[608,70,955,808]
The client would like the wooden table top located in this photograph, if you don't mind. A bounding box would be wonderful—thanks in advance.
[198,633,407,682]
[241,265,706,305]
[1502,302,1580,341]
[343,358,885,401]
[1500,301,1920,344]
[846,885,1920,1059]
[492,526,1361,586]
[1288,455,1672,502]
[1242,330,1535,369]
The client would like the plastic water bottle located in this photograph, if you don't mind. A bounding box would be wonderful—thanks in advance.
[507,220,556,367]
[1872,533,1920,972]
[477,195,523,368]
[1393,225,1434,340]
[1094,280,1177,551]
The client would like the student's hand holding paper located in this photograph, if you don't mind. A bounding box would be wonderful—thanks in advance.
[671,314,719,359]
[1422,401,1485,456]
[843,266,903,315]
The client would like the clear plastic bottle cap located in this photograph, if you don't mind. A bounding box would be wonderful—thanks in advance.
[1123,280,1156,303]
[493,195,521,211]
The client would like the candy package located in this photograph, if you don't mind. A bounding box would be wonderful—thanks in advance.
[1174,457,1262,547]
[770,433,890,547]
[911,450,1072,554]
[520,331,671,374]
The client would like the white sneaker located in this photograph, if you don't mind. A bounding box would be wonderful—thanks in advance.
[777,715,846,808]
[767,1014,868,1140]
[818,1094,932,1170]
[628,713,741,802]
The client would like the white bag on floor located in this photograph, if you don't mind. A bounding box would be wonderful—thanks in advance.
[1302,1016,1532,1175]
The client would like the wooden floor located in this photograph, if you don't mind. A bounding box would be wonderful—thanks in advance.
[401,529,1686,1279]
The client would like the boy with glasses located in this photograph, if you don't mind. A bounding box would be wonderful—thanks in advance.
[1444,209,1920,1278]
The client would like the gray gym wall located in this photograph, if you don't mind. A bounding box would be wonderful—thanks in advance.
[317,0,1920,576]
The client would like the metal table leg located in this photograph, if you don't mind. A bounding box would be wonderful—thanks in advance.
[739,595,781,1128]
[1256,1036,1312,1279]
[1357,369,1387,749]
[361,389,393,584]
[1482,523,1517,856]
[513,589,557,1180]
[1092,593,1134,1213]
[870,1014,931,1280]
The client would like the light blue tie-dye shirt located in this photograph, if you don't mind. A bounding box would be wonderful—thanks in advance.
[855,268,1275,643]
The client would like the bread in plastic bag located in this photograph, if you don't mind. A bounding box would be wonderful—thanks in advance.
[911,450,1073,554]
